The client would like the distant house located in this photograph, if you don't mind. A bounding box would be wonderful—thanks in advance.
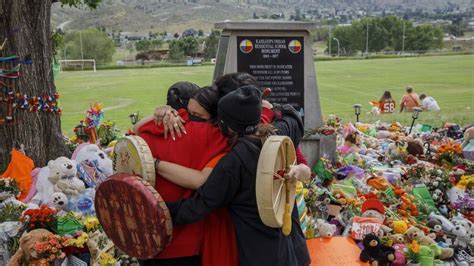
[469,21,474,31]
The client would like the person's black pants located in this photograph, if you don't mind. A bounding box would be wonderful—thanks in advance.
[142,256,201,266]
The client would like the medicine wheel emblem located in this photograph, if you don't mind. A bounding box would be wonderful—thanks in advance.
[239,39,253,54]
[288,40,302,54]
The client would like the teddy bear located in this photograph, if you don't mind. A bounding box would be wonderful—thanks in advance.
[359,233,396,266]
[316,219,337,238]
[451,219,473,248]
[29,166,54,206]
[405,226,454,259]
[72,143,113,188]
[7,229,54,266]
[426,218,446,243]
[390,234,406,266]
[47,157,85,197]
[49,191,69,210]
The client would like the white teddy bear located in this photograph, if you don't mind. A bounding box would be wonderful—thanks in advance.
[73,143,113,177]
[47,157,85,197]
[30,167,53,206]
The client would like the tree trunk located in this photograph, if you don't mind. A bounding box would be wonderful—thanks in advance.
[0,0,70,171]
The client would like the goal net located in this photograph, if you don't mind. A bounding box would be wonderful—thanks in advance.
[59,59,96,72]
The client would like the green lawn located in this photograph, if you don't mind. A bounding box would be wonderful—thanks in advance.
[56,55,474,136]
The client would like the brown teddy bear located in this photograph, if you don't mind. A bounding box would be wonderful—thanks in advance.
[405,226,453,260]
[7,229,54,266]
[390,234,405,244]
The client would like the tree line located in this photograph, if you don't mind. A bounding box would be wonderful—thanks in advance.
[327,16,444,55]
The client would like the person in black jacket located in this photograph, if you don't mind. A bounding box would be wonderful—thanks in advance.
[166,85,311,266]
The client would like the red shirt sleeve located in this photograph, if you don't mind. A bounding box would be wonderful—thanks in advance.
[260,107,275,124]
[295,146,308,165]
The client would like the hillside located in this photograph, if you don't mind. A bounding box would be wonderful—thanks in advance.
[51,0,473,33]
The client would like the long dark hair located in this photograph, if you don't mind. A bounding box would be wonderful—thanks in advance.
[192,86,219,122]
[166,81,200,110]
[380,90,393,102]
[214,72,259,99]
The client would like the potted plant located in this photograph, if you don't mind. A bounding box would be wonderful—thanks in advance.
[405,240,421,266]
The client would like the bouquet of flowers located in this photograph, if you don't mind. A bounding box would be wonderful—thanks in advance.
[63,231,90,256]
[97,120,119,146]
[0,177,21,200]
[437,142,463,163]
[33,234,66,265]
[20,205,58,232]
[405,240,421,264]
[83,216,101,232]
[99,252,117,266]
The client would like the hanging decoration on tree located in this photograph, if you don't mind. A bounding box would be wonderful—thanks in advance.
[0,88,62,114]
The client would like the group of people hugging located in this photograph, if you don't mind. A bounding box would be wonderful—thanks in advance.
[133,72,312,266]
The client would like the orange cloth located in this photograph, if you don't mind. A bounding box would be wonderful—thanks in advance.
[202,153,239,266]
[205,153,226,168]
[307,237,369,266]
[400,93,420,112]
[1,149,34,200]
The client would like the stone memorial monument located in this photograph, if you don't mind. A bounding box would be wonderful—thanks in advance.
[213,20,336,166]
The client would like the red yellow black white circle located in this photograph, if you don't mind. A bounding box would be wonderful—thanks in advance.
[239,39,253,54]
[288,40,302,54]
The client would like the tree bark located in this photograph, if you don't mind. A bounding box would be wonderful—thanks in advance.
[0,0,70,171]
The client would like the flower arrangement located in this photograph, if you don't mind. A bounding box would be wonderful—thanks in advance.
[20,205,58,232]
[437,142,463,163]
[99,252,117,266]
[97,120,119,146]
[0,202,26,223]
[33,234,66,265]
[64,232,89,248]
[83,216,101,232]
[405,240,421,263]
[0,177,21,200]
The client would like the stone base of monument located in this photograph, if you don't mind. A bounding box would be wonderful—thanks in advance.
[300,134,337,167]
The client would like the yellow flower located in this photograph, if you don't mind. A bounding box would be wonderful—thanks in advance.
[408,240,420,253]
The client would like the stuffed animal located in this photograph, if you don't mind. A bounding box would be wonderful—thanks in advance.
[390,234,405,244]
[451,219,473,248]
[405,226,454,259]
[361,198,391,234]
[29,166,56,206]
[72,143,113,177]
[419,244,441,266]
[406,139,424,157]
[359,233,395,266]
[7,229,54,266]
[463,126,474,148]
[426,218,445,243]
[316,219,337,238]
[392,243,406,266]
[47,157,85,197]
[49,191,69,210]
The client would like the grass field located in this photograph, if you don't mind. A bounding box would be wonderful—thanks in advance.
[55,55,474,136]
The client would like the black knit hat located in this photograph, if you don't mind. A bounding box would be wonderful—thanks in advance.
[166,81,200,110]
[218,85,262,135]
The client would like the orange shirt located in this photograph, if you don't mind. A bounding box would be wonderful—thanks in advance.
[400,93,420,112]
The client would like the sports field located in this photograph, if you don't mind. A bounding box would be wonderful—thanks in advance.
[56,55,474,135]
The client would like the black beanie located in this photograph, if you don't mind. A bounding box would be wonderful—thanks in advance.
[218,85,262,135]
[166,81,200,110]
[193,86,219,119]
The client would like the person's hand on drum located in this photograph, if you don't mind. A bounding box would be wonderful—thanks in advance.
[287,164,311,182]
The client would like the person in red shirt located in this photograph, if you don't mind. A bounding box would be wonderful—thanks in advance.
[138,84,232,266]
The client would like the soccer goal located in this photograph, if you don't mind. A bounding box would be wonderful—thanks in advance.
[59,59,96,72]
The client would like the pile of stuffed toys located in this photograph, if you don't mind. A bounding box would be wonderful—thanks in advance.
[0,114,473,265]
[302,120,474,265]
